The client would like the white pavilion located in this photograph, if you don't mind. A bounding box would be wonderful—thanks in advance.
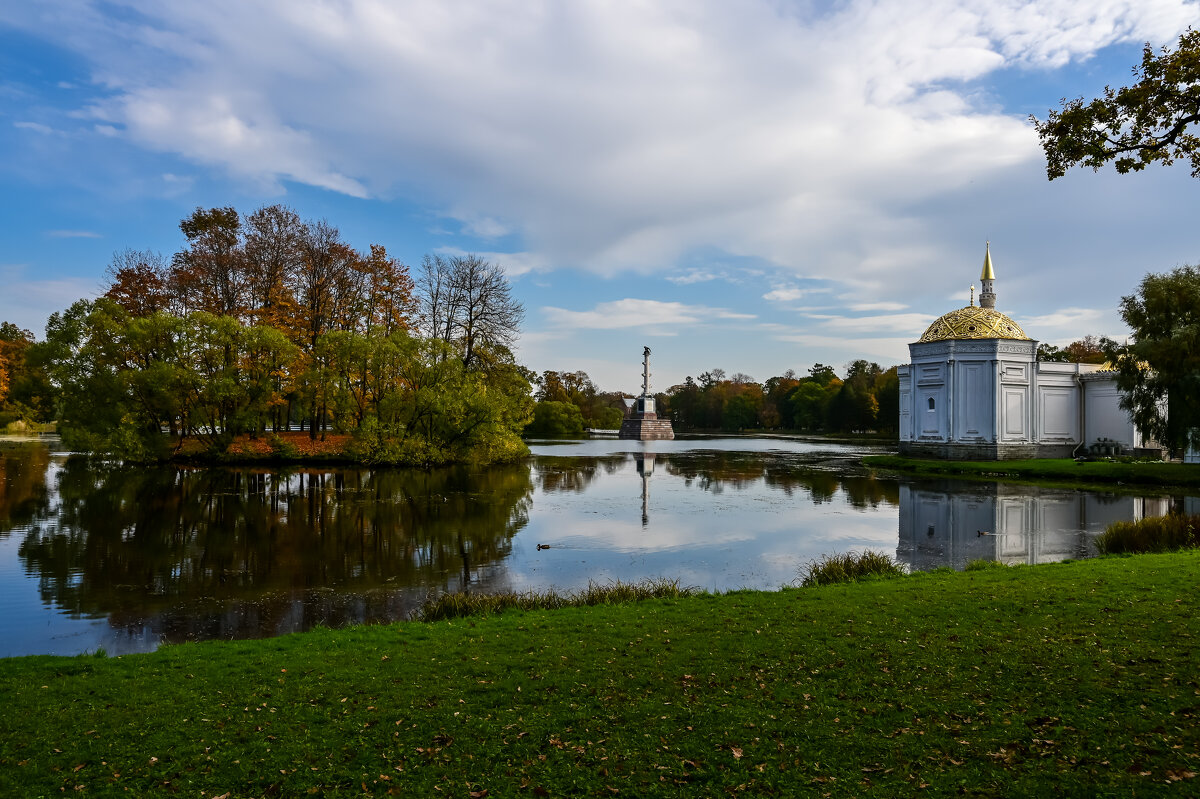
[897,245,1154,460]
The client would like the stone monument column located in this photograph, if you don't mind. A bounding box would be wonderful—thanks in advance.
[618,346,675,440]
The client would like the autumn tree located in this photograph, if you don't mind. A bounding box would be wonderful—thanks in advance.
[243,204,303,330]
[171,207,248,318]
[1032,29,1200,180]
[359,244,417,337]
[54,205,521,464]
[0,323,31,409]
[1038,336,1108,363]
[0,322,54,425]
[104,249,172,317]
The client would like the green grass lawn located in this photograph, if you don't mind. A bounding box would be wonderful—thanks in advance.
[863,454,1200,490]
[2,554,1199,797]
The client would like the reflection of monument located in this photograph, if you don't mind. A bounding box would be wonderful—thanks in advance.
[618,346,675,440]
[635,452,656,526]
[897,482,1170,571]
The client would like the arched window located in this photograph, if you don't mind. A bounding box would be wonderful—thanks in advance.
[927,397,936,410]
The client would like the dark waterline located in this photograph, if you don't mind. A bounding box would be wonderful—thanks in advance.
[1,435,1194,657]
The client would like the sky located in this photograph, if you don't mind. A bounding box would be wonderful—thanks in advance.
[1,1,1198,394]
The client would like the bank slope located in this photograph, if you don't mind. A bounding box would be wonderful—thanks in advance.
[864,454,1200,490]
[2,554,1198,797]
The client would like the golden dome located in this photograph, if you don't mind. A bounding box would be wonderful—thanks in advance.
[917,306,1029,343]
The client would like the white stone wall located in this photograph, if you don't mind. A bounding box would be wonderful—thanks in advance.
[954,360,994,441]
[999,360,1031,443]
[1034,364,1082,447]
[909,357,948,442]
[1082,376,1141,450]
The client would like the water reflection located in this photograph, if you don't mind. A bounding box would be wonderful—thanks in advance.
[4,436,1198,657]
[0,440,52,532]
[637,453,654,526]
[897,482,1172,570]
[11,460,532,647]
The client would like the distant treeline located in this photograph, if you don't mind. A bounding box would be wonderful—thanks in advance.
[0,205,533,465]
[662,361,900,434]
[520,361,901,437]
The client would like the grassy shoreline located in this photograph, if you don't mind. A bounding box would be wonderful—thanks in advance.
[3,553,1198,797]
[863,454,1200,491]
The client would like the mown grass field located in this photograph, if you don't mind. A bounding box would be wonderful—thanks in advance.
[2,553,1198,797]
[863,454,1200,491]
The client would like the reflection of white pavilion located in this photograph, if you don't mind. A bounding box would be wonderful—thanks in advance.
[898,483,1170,571]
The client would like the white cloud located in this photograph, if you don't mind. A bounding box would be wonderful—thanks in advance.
[770,333,914,365]
[45,230,102,239]
[454,214,510,239]
[14,121,56,135]
[432,246,551,278]
[543,299,755,331]
[5,0,1191,288]
[666,269,724,285]
[1019,307,1104,328]
[845,301,908,312]
[817,313,935,335]
[763,286,809,302]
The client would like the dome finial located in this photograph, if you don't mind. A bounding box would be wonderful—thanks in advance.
[979,242,997,309]
[970,284,975,306]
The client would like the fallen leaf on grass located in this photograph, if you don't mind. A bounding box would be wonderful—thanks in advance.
[731,748,743,760]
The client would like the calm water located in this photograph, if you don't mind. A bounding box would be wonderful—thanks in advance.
[1,435,1195,657]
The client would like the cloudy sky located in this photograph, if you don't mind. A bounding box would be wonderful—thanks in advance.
[2,1,1197,393]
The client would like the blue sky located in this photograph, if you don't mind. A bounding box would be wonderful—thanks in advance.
[2,1,1198,393]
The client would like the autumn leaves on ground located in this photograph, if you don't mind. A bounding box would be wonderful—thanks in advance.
[1,553,1197,797]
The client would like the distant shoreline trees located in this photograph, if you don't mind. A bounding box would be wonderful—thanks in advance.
[661,360,899,435]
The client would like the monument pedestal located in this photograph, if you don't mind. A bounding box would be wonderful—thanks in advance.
[618,413,675,440]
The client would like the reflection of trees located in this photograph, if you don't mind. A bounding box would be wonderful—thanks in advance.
[532,455,625,493]
[665,452,765,493]
[662,451,899,507]
[0,442,51,535]
[17,461,531,641]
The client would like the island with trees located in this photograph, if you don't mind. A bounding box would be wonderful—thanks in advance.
[2,205,534,467]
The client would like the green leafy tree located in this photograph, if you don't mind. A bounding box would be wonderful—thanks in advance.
[1032,30,1200,179]
[1036,343,1070,362]
[790,381,831,431]
[524,401,585,437]
[1101,266,1200,451]
[722,392,760,431]
[808,363,837,386]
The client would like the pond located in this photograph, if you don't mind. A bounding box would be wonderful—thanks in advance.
[1,435,1195,657]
